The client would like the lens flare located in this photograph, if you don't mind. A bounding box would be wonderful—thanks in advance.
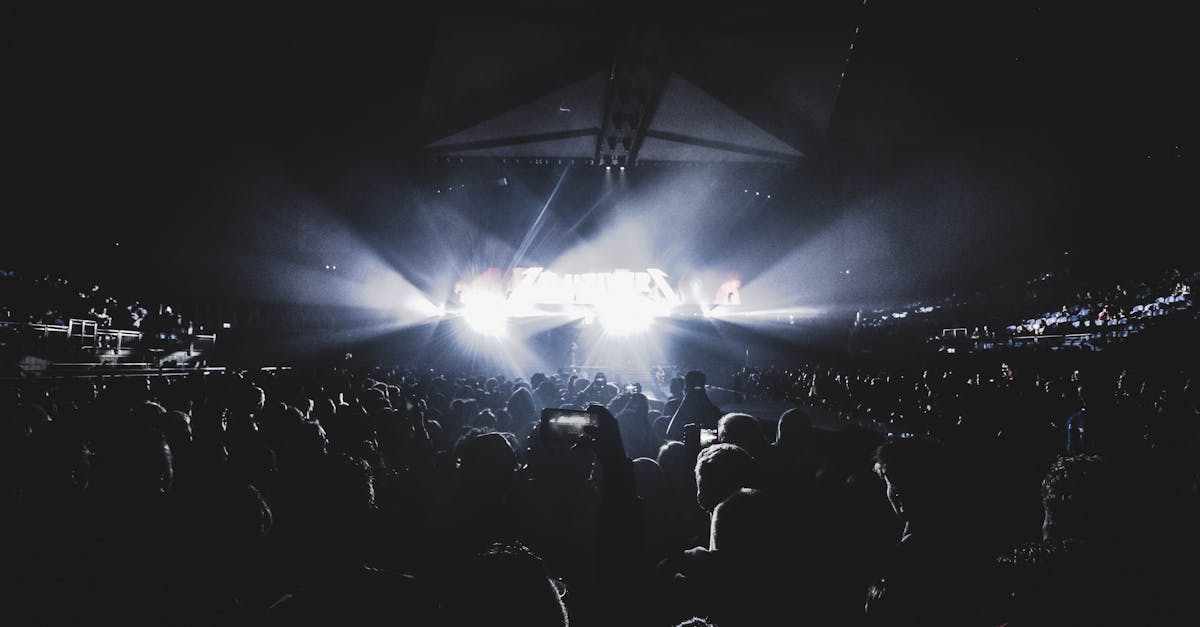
[460,289,510,337]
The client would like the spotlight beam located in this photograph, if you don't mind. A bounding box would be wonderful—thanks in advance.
[508,166,570,273]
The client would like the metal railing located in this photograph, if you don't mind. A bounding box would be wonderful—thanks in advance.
[3,319,216,356]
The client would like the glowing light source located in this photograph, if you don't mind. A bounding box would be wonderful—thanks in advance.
[594,292,664,336]
[460,289,509,337]
[405,296,445,319]
[597,304,655,336]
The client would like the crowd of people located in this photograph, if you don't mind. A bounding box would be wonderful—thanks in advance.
[1007,276,1192,338]
[3,353,1197,625]
[734,354,1197,459]
[0,270,199,340]
[0,270,206,364]
[856,266,1195,351]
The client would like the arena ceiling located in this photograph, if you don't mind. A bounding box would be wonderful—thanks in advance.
[5,2,1192,304]
[416,2,862,165]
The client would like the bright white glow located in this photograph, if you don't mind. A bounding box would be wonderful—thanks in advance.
[706,305,822,320]
[405,296,445,319]
[507,267,682,307]
[597,305,654,335]
[460,289,509,336]
[595,295,664,336]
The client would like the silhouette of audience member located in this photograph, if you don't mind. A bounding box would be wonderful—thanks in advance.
[535,379,563,412]
[666,371,724,441]
[693,443,759,515]
[992,454,1156,625]
[456,430,518,498]
[268,454,431,626]
[774,407,824,476]
[575,371,617,406]
[662,376,686,421]
[443,542,568,627]
[81,425,177,621]
[716,413,770,464]
[616,392,660,460]
[654,440,704,537]
[1064,381,1122,456]
[1040,454,1118,543]
[633,456,677,563]
[707,488,792,626]
[425,431,526,576]
[865,438,985,626]
[508,381,537,427]
[652,414,670,442]
[660,487,789,627]
[3,357,1196,627]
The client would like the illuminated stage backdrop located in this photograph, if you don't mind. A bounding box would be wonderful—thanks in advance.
[452,266,741,311]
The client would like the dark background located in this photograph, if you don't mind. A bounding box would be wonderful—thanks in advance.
[5,2,1193,315]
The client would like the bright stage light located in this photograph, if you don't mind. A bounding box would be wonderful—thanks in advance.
[596,298,659,336]
[404,296,445,319]
[597,307,654,335]
[460,289,509,337]
[464,308,507,336]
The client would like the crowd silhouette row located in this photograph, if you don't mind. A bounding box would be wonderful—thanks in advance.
[3,356,1197,625]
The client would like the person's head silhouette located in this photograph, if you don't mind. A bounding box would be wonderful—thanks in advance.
[445,542,568,627]
[717,413,768,462]
[694,443,759,514]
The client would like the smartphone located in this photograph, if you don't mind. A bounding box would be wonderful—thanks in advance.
[540,408,599,443]
[700,428,718,448]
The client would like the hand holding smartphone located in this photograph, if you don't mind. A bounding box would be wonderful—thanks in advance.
[540,407,601,443]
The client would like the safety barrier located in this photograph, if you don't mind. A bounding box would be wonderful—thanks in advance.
[1,319,216,359]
